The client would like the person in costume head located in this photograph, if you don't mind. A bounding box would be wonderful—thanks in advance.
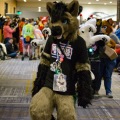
[30,1,93,120]
[93,19,117,98]
[30,25,45,59]
[79,18,116,95]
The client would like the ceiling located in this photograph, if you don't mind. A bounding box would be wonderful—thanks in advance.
[16,0,117,12]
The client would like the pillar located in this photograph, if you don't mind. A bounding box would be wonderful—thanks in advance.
[117,0,120,22]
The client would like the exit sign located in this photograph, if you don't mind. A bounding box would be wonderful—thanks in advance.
[17,11,22,15]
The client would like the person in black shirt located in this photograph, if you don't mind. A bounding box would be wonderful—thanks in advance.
[5,38,17,58]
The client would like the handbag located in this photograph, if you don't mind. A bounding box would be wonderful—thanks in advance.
[104,45,118,60]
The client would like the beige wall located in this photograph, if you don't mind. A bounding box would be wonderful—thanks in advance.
[82,4,117,21]
[0,0,16,16]
[16,1,117,20]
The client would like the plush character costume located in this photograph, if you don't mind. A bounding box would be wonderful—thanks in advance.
[79,18,111,94]
[30,25,45,59]
[89,19,117,96]
[79,18,111,48]
[30,1,93,120]
[102,19,117,48]
[42,27,51,41]
[0,43,7,60]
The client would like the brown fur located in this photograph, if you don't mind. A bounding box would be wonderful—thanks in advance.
[40,52,50,66]
[102,20,113,35]
[47,1,79,41]
[75,62,91,72]
[102,19,116,49]
[30,87,76,120]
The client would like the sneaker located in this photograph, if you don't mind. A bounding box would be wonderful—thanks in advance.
[21,56,24,61]
[93,90,100,99]
[107,93,113,98]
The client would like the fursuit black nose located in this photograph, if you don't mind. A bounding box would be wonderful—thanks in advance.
[51,26,62,36]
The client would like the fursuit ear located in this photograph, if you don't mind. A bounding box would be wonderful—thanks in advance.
[78,5,83,15]
[46,2,54,15]
[67,0,79,17]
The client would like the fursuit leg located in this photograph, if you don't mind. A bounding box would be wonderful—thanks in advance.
[55,94,77,120]
[30,87,54,120]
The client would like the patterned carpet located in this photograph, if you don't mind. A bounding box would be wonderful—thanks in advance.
[0,58,37,120]
[0,58,120,120]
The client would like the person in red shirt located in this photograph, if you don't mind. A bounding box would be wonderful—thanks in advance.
[3,19,18,44]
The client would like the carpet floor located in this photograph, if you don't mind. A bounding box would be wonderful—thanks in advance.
[0,58,120,120]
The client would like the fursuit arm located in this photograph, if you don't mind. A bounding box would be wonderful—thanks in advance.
[32,52,50,96]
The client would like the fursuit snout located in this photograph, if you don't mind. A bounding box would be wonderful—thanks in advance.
[51,26,62,36]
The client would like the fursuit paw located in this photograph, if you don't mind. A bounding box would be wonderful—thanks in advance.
[78,98,92,108]
[102,35,110,42]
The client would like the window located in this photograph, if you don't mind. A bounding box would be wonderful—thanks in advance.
[4,3,8,15]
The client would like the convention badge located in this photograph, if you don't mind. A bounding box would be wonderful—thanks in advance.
[50,62,57,72]
[53,73,67,92]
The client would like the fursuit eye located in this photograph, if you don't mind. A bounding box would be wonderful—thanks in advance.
[62,19,68,24]
[102,26,107,29]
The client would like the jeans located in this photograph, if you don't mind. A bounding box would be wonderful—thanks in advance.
[22,38,32,57]
[8,52,17,58]
[97,58,116,95]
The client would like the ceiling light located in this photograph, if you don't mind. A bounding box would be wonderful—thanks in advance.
[38,7,41,12]
[96,0,99,1]
[38,0,41,1]
[104,3,107,5]
[88,2,91,4]
[23,0,26,2]
[110,1,112,4]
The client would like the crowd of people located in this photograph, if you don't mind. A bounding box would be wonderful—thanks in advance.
[0,15,51,60]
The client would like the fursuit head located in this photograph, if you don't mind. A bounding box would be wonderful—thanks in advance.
[46,0,82,41]
[79,18,111,48]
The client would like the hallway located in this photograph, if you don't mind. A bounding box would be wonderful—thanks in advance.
[0,58,120,120]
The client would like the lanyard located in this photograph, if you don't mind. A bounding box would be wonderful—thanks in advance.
[53,41,69,74]
[56,41,69,62]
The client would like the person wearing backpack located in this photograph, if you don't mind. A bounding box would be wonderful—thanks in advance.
[21,19,35,60]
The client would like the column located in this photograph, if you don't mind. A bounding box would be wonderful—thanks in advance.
[117,0,120,22]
